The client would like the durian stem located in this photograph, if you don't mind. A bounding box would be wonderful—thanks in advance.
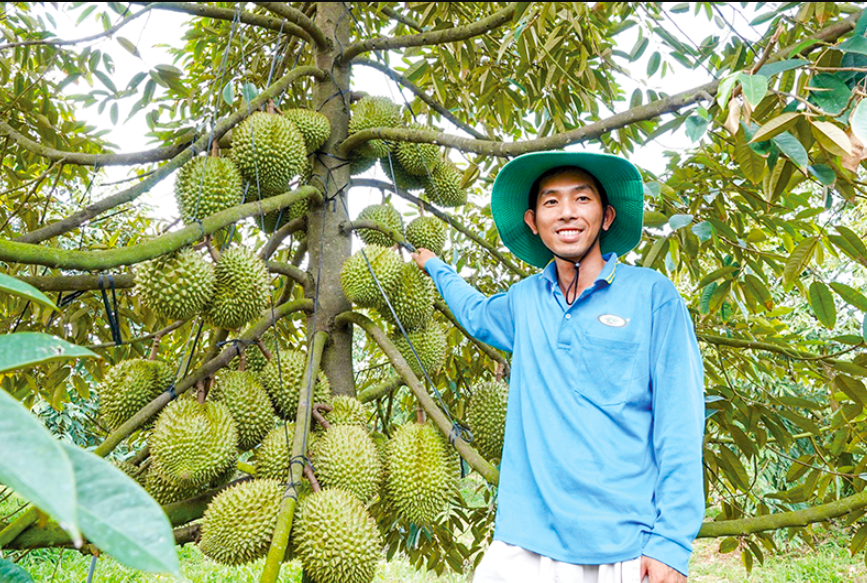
[435,300,511,378]
[204,235,220,262]
[196,381,206,404]
[129,445,150,466]
[148,336,162,360]
[209,140,219,157]
[266,99,276,114]
[237,461,257,476]
[416,403,426,424]
[311,403,332,430]
[303,464,322,493]
[260,330,328,583]
[334,311,500,485]
[255,338,274,361]
[1,188,322,270]
[92,299,313,459]
[238,351,247,371]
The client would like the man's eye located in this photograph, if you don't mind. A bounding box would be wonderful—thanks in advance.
[543,199,556,206]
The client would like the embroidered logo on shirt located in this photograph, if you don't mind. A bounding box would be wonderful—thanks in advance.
[598,314,629,327]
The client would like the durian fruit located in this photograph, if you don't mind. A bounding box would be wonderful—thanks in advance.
[324,395,367,428]
[205,246,270,330]
[199,478,283,566]
[356,203,403,247]
[257,423,317,481]
[149,399,238,487]
[259,350,332,419]
[115,460,147,487]
[370,431,389,479]
[208,370,275,451]
[379,262,436,332]
[135,248,215,322]
[144,459,202,505]
[229,336,278,374]
[311,425,381,503]
[379,157,428,191]
[174,156,244,223]
[283,108,331,153]
[390,321,448,377]
[339,244,403,308]
[405,216,448,256]
[348,96,402,159]
[350,153,378,176]
[98,359,174,430]
[424,159,467,207]
[394,123,441,176]
[295,488,382,583]
[386,422,458,525]
[466,380,510,462]
[232,111,307,193]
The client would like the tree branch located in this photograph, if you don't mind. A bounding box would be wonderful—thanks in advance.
[267,260,312,293]
[698,488,867,537]
[351,58,490,140]
[252,2,330,49]
[0,4,156,50]
[14,65,325,245]
[258,216,306,260]
[357,375,405,403]
[335,311,499,485]
[86,319,187,350]
[16,272,135,291]
[92,298,314,459]
[127,1,313,42]
[339,218,409,248]
[435,299,511,378]
[339,3,517,64]
[380,5,423,32]
[0,121,194,167]
[698,334,866,373]
[0,187,322,270]
[351,178,531,278]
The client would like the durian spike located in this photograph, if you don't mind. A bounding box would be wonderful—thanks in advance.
[311,403,333,431]
[148,334,162,360]
[303,464,322,493]
[255,338,274,361]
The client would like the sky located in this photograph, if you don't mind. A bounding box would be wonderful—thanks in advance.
[42,3,764,227]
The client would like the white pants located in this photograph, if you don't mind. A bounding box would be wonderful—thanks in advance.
[473,541,650,583]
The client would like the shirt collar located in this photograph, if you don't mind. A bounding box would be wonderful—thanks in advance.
[541,252,620,287]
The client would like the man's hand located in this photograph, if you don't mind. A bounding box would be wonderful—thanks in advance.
[411,248,437,271]
[640,556,686,583]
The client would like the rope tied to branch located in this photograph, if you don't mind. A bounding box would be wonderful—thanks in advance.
[98,273,123,346]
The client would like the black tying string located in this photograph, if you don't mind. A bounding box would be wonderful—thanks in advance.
[217,338,248,360]
[98,274,123,346]
[85,554,98,583]
[182,319,205,378]
[551,209,607,305]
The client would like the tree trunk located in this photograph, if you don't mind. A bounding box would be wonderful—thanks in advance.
[308,2,354,397]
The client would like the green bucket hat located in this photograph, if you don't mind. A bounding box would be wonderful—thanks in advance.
[491,151,644,268]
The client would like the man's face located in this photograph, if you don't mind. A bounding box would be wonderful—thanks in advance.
[523,168,616,261]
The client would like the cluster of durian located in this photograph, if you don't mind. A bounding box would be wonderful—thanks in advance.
[340,204,450,377]
[135,245,270,330]
[348,96,468,207]
[466,380,510,462]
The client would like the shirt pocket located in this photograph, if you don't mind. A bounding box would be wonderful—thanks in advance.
[574,330,639,406]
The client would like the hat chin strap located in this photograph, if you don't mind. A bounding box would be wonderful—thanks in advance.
[551,220,605,305]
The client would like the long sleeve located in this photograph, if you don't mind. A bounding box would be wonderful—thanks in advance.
[424,258,515,353]
[642,296,705,576]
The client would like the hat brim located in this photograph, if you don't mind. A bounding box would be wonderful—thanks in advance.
[491,151,644,268]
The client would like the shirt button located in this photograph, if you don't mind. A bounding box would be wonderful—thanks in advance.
[565,314,571,319]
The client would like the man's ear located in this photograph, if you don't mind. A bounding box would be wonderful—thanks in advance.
[523,209,538,235]
[602,205,616,232]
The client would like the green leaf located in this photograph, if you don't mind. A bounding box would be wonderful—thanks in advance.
[851,99,867,144]
[863,316,867,344]
[93,70,117,94]
[834,376,867,408]
[811,120,852,156]
[832,226,867,262]
[756,58,808,77]
[772,131,809,168]
[743,274,774,311]
[808,281,837,329]
[808,73,853,114]
[61,443,181,576]
[241,82,258,103]
[154,64,183,79]
[708,279,732,314]
[691,221,713,242]
[670,3,689,13]
[0,332,100,374]
[782,237,818,284]
[851,524,867,556]
[808,164,837,186]
[838,36,867,56]
[647,51,661,76]
[643,236,668,268]
[855,9,867,36]
[668,214,693,231]
[0,389,80,544]
[830,282,867,312]
[643,211,668,228]
[698,266,738,288]
[717,74,739,108]
[629,35,649,62]
[719,538,738,554]
[750,112,800,143]
[738,73,768,108]
[0,272,58,311]
[735,128,765,184]
[0,559,34,583]
[719,444,750,490]
[110,102,118,125]
[117,36,140,57]
[75,4,97,25]
[685,116,709,142]
[699,282,718,315]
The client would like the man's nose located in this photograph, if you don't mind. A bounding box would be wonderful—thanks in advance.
[559,199,581,220]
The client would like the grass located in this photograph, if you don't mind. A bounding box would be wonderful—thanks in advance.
[3,491,867,582]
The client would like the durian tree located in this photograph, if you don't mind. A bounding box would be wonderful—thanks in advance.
[5,2,867,579]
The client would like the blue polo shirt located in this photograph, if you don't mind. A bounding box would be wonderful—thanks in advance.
[425,252,704,576]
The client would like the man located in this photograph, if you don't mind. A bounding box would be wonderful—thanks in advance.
[412,151,705,583]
